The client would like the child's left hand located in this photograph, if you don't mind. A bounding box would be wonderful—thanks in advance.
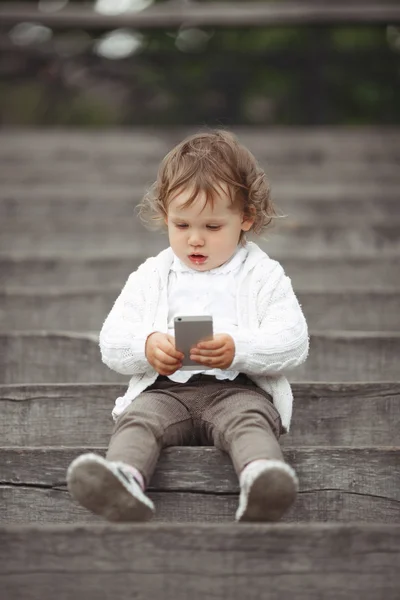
[190,333,235,369]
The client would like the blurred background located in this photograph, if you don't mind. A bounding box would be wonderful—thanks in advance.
[1,0,399,127]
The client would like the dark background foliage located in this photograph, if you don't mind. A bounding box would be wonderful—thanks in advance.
[1,0,399,126]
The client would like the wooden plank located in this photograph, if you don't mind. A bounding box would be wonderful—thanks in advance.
[1,255,398,289]
[2,195,400,233]
[298,290,400,331]
[0,128,399,162]
[1,2,400,29]
[1,445,398,495]
[1,485,399,524]
[0,130,174,163]
[0,331,120,385]
[1,446,399,523]
[1,288,399,331]
[0,383,116,447]
[1,382,398,447]
[286,382,400,446]
[1,228,166,257]
[2,185,400,208]
[1,163,400,184]
[289,332,400,382]
[0,524,399,600]
[5,184,399,202]
[2,224,400,257]
[0,331,399,384]
[233,127,400,161]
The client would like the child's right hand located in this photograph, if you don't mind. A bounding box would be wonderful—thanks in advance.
[145,332,184,376]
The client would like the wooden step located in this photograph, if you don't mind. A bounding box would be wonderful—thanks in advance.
[1,447,399,524]
[2,194,399,235]
[0,182,398,205]
[1,255,397,289]
[1,523,399,600]
[0,186,400,230]
[1,288,398,331]
[1,383,397,447]
[2,224,400,257]
[0,331,398,384]
[292,332,400,382]
[2,183,400,205]
[2,162,400,184]
[0,127,399,162]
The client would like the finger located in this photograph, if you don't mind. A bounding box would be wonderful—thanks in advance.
[190,355,222,367]
[190,349,224,359]
[196,340,224,350]
[155,360,182,376]
[161,340,184,361]
[166,334,179,347]
[190,348,224,357]
[155,348,183,366]
[157,364,179,376]
[166,336,185,360]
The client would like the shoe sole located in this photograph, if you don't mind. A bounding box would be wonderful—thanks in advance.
[238,467,297,522]
[67,455,154,522]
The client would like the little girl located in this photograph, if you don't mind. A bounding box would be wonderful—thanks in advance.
[67,129,309,522]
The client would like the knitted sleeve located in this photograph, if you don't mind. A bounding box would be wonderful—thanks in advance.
[99,261,157,375]
[230,265,309,375]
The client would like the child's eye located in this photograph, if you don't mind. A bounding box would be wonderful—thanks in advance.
[174,224,221,230]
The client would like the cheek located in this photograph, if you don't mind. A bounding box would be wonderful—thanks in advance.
[213,231,236,249]
[169,227,184,239]
[222,224,242,241]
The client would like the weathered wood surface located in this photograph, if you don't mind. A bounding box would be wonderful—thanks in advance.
[1,331,399,384]
[1,288,399,331]
[2,196,400,240]
[289,332,400,382]
[0,128,399,160]
[2,163,400,184]
[2,446,399,496]
[1,524,399,600]
[2,184,400,206]
[2,1,400,29]
[1,255,398,289]
[1,447,399,523]
[1,382,398,447]
[2,224,400,256]
[0,331,112,384]
[2,486,400,524]
[296,290,400,331]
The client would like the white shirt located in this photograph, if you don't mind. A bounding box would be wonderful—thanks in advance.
[167,244,248,382]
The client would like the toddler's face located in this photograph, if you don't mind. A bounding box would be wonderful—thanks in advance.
[164,184,254,271]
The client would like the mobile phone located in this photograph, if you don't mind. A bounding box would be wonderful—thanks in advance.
[174,315,214,370]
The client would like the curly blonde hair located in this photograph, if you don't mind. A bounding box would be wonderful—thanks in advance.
[136,129,276,246]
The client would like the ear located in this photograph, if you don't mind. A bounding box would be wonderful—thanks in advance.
[241,208,256,232]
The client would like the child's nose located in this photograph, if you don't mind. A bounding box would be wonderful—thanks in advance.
[188,231,204,245]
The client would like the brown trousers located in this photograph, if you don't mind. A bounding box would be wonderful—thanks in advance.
[106,373,284,486]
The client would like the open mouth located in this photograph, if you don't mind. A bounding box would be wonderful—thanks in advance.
[189,254,207,263]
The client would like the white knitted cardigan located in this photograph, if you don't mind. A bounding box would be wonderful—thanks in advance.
[99,241,309,431]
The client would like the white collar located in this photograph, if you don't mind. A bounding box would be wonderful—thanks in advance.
[171,243,249,275]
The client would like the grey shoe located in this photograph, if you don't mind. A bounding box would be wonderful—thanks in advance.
[67,453,155,522]
[235,459,298,522]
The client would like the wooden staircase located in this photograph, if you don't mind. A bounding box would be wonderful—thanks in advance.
[0,128,399,598]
